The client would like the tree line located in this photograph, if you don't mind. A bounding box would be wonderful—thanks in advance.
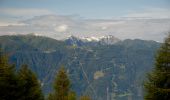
[0,51,91,100]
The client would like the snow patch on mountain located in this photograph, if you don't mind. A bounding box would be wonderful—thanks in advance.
[82,36,100,42]
[65,35,121,46]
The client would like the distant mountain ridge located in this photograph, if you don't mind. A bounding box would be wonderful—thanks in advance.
[65,35,121,46]
[0,35,160,100]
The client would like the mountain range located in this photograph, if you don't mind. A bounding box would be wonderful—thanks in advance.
[65,35,120,46]
[0,34,161,100]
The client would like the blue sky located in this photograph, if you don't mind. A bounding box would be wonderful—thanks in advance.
[0,0,170,19]
[0,0,170,41]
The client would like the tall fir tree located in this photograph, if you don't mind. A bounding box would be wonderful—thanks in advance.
[68,91,76,100]
[18,64,44,100]
[48,93,55,100]
[79,96,91,100]
[48,66,71,100]
[144,33,170,100]
[0,51,21,100]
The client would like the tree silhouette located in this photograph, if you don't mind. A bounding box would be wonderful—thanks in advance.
[144,34,170,100]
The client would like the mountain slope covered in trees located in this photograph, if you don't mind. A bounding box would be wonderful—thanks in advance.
[0,35,160,100]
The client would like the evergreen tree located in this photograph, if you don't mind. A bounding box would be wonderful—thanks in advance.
[18,64,44,100]
[79,96,91,100]
[68,91,76,100]
[0,51,20,100]
[48,66,71,100]
[144,34,170,100]
[47,93,55,100]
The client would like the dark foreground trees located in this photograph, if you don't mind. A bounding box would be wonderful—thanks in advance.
[0,51,91,100]
[144,34,170,100]
[18,64,44,100]
[48,66,92,100]
[0,51,44,100]
[79,96,91,100]
[0,52,20,100]
[54,67,70,100]
[48,67,75,100]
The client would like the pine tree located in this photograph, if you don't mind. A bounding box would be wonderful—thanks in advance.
[48,66,71,100]
[68,91,76,100]
[0,51,20,100]
[79,96,91,100]
[47,93,55,100]
[18,64,44,100]
[144,34,170,100]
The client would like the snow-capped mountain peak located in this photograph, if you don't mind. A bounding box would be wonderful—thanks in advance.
[99,35,120,45]
[65,35,121,46]
[82,36,100,42]
[66,35,79,40]
[82,35,120,42]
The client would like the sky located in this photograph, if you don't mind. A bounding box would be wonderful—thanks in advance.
[0,0,170,41]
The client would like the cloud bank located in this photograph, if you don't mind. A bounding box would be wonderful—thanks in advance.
[0,15,170,41]
[0,8,170,42]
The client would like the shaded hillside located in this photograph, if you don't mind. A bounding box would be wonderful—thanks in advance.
[0,35,160,100]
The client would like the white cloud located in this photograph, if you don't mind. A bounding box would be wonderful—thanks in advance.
[54,24,68,32]
[101,26,107,30]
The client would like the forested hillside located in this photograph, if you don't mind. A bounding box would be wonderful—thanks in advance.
[0,35,160,100]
